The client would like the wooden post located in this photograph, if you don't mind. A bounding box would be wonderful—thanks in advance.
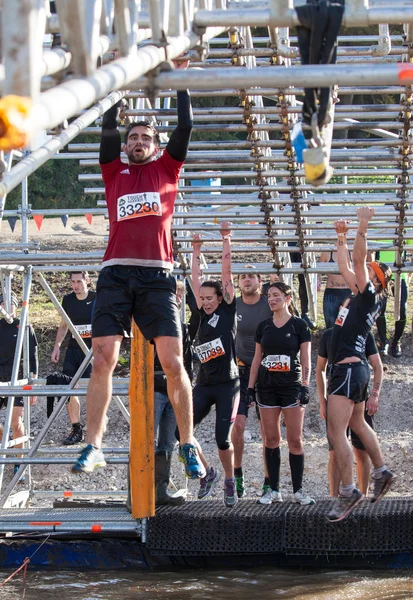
[129,320,155,518]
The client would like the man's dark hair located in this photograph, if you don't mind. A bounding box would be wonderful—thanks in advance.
[71,271,89,279]
[124,121,160,146]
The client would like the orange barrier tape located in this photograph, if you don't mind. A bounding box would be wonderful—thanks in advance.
[29,522,61,526]
[22,385,32,390]
[63,490,73,497]
[91,524,102,532]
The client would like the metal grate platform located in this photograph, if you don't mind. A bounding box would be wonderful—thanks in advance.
[147,498,413,556]
[0,505,139,534]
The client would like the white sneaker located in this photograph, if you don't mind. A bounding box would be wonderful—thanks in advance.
[257,489,283,505]
[293,489,315,506]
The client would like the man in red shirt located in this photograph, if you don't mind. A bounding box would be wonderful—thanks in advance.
[73,65,205,480]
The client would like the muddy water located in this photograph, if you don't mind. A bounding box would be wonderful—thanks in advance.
[0,568,412,600]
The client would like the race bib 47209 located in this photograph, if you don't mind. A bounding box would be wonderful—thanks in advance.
[261,354,291,372]
[117,192,162,222]
[195,338,225,363]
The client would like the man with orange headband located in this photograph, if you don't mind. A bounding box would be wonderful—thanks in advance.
[325,207,395,522]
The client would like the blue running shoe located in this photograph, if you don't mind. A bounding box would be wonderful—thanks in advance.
[178,443,206,479]
[13,465,25,483]
[72,444,106,474]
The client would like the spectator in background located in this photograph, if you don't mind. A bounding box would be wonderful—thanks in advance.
[51,271,95,445]
[319,250,352,328]
[0,293,38,482]
[375,247,409,358]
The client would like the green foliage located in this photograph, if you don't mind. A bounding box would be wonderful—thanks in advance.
[7,133,101,211]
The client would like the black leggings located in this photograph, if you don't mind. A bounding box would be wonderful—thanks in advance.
[192,380,240,451]
[376,278,408,344]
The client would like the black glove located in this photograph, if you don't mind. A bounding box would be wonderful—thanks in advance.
[247,387,256,407]
[297,385,310,406]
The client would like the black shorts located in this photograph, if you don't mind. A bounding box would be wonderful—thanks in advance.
[92,265,181,341]
[257,385,301,409]
[237,366,250,418]
[327,361,370,404]
[0,396,24,408]
[327,410,374,451]
[63,347,92,378]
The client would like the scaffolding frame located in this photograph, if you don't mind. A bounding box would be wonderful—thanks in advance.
[0,0,411,534]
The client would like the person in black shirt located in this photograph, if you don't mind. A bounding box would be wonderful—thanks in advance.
[51,271,95,445]
[154,280,192,505]
[189,222,239,508]
[326,208,394,522]
[0,292,38,482]
[248,282,315,506]
[316,327,383,496]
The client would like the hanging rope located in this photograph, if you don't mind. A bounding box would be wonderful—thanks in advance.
[0,533,51,597]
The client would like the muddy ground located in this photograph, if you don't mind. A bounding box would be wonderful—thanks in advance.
[0,216,412,504]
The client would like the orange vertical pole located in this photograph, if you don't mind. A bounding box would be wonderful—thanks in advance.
[129,319,155,518]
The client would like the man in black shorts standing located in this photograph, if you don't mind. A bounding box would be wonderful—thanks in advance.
[326,208,394,522]
[0,293,38,482]
[234,268,271,497]
[316,326,383,496]
[72,61,205,480]
[51,271,95,445]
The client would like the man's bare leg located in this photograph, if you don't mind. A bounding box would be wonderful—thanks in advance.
[12,407,24,454]
[86,335,122,448]
[155,336,193,445]
[67,397,81,424]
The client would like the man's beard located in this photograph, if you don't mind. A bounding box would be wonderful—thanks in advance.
[127,147,156,165]
[243,288,259,296]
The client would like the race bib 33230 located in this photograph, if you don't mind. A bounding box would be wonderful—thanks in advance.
[117,192,162,222]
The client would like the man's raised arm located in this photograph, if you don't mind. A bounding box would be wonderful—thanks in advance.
[99,102,122,164]
[166,89,193,162]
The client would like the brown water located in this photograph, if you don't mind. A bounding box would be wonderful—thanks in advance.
[0,568,412,600]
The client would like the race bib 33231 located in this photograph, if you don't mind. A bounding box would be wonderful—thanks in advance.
[261,354,291,372]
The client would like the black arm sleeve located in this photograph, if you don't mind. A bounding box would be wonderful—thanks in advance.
[166,90,193,162]
[99,103,122,164]
[182,322,193,381]
[28,326,39,375]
